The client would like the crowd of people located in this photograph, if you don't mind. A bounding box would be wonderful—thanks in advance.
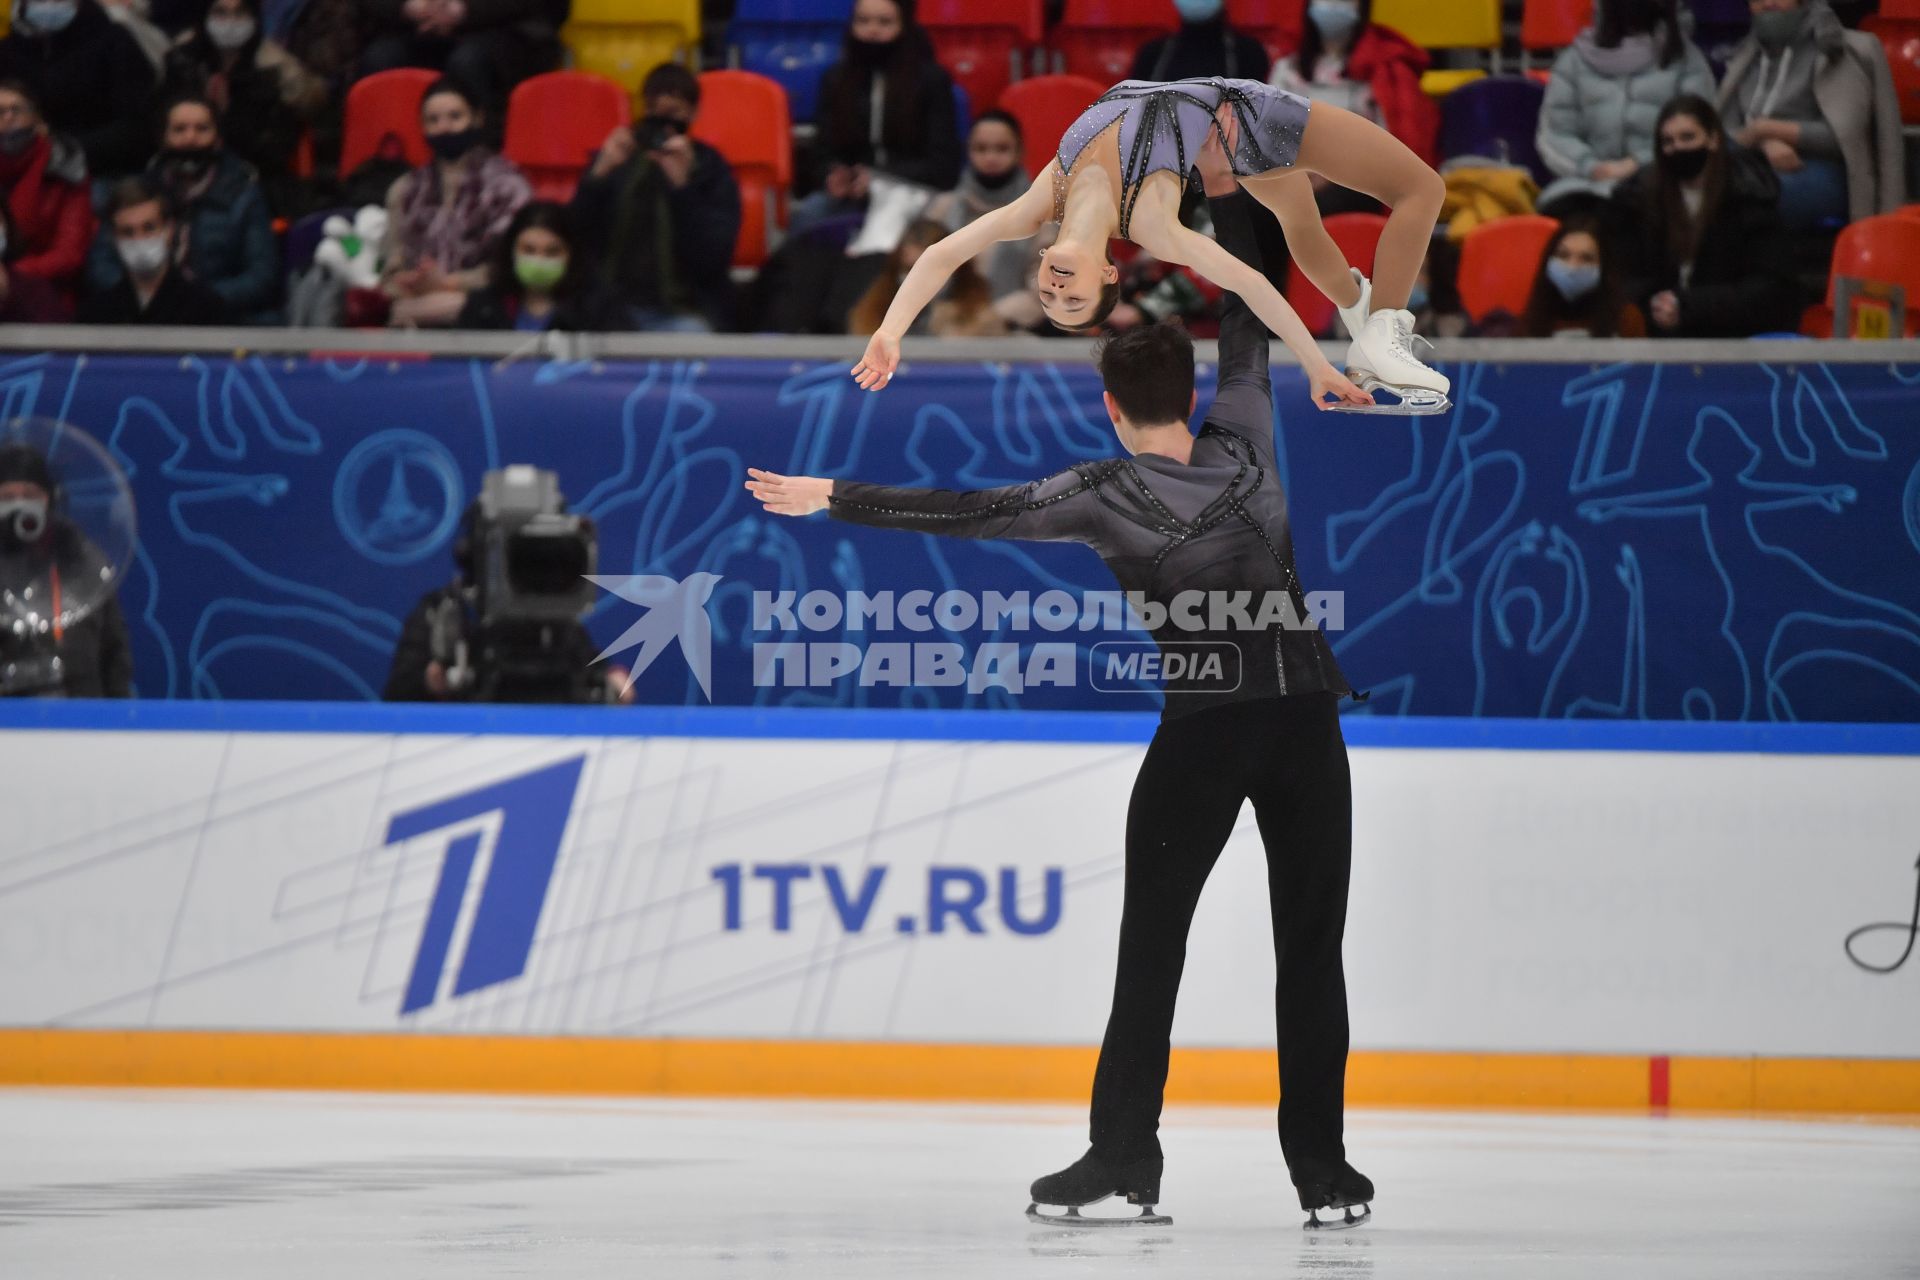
[0,0,1907,338]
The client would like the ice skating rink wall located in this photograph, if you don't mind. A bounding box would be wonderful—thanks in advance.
[3,702,1918,1116]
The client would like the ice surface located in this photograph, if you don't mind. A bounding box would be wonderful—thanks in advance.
[3,1088,1917,1277]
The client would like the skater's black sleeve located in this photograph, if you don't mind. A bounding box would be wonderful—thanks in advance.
[827,466,1107,547]
[1202,190,1278,469]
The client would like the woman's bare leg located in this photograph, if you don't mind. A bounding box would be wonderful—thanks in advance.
[1236,169,1362,310]
[1288,102,1444,312]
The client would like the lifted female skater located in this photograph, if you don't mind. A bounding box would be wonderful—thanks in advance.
[850,75,1450,414]
[748,139,1375,1232]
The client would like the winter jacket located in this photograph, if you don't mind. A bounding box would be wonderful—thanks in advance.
[1270,23,1438,167]
[164,30,327,184]
[0,131,95,308]
[815,53,963,191]
[0,1,159,177]
[570,137,741,330]
[1131,16,1271,83]
[1717,0,1906,223]
[1609,144,1799,337]
[86,150,281,323]
[1439,163,1539,241]
[1536,25,1715,201]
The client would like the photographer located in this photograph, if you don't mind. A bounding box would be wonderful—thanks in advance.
[569,63,740,333]
[0,442,131,698]
[383,468,632,705]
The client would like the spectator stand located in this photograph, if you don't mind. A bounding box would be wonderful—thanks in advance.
[1372,0,1502,98]
[1051,0,1177,83]
[565,0,703,108]
[1803,212,1920,338]
[1456,212,1557,325]
[1286,211,1386,337]
[339,69,436,177]
[504,71,634,204]
[922,0,1044,125]
[726,0,853,123]
[690,69,795,271]
[998,74,1105,178]
[1440,76,1550,186]
[1519,0,1589,75]
[1229,0,1306,66]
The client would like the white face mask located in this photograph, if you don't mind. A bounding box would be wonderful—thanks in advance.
[205,15,257,49]
[117,234,171,276]
[20,0,77,33]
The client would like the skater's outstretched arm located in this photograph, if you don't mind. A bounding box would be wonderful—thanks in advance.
[746,465,1108,545]
[851,174,1056,391]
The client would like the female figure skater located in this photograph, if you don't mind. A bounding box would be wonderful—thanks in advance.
[851,75,1450,413]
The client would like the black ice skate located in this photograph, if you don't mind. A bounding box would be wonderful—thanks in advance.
[1292,1156,1373,1230]
[1025,1148,1170,1227]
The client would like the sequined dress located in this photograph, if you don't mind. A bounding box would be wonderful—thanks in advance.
[1052,77,1312,239]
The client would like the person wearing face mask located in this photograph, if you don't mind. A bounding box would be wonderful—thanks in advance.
[455,200,624,331]
[0,442,131,699]
[0,0,159,177]
[1609,95,1797,337]
[1514,217,1645,338]
[78,176,224,323]
[358,0,565,111]
[794,0,961,237]
[1268,0,1438,170]
[0,80,94,318]
[1534,0,1714,217]
[381,77,529,328]
[162,0,325,215]
[1715,0,1904,231]
[924,111,1053,319]
[1129,0,1268,84]
[84,94,279,323]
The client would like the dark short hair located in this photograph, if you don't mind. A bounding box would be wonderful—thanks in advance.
[158,91,223,142]
[1059,277,1121,334]
[1094,321,1195,425]
[420,75,483,119]
[973,109,1021,142]
[106,175,176,224]
[0,78,42,118]
[642,63,701,108]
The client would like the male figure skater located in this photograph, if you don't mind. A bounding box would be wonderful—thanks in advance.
[745,137,1373,1232]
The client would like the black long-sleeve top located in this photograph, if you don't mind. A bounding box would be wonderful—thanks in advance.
[827,191,1354,721]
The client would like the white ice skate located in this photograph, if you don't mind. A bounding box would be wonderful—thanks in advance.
[1335,268,1371,341]
[1338,307,1451,415]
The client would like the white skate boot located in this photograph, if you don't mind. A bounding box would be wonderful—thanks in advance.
[1335,268,1371,341]
[1340,307,1451,415]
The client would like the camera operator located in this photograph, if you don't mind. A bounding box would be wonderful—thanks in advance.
[382,467,632,705]
[0,442,131,698]
[568,62,740,333]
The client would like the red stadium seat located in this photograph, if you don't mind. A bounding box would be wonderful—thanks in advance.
[1052,0,1177,83]
[340,68,437,175]
[688,70,793,268]
[1881,0,1920,17]
[1809,212,1920,337]
[1862,16,1920,123]
[1227,0,1304,64]
[505,71,633,203]
[1521,0,1590,51]
[1285,212,1387,337]
[998,74,1107,177]
[1456,214,1557,323]
[922,0,1043,129]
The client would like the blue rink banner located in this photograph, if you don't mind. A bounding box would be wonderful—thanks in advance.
[5,350,1918,719]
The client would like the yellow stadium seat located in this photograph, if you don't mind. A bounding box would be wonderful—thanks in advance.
[1421,68,1488,97]
[564,0,701,99]
[570,0,699,36]
[1372,0,1500,50]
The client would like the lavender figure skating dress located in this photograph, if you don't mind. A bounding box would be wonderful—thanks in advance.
[1052,77,1312,239]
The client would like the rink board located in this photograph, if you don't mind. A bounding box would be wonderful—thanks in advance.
[2,703,1918,1112]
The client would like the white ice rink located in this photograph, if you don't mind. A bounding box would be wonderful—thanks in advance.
[3,1088,1918,1278]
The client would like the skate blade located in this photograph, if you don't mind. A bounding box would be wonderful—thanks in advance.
[1027,1202,1173,1228]
[1302,1202,1372,1231]
[1334,372,1451,415]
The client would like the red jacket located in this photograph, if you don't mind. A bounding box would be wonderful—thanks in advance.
[1,132,96,311]
[1346,23,1440,168]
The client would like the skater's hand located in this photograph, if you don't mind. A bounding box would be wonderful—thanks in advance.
[1311,363,1373,411]
[745,467,833,516]
[852,332,899,390]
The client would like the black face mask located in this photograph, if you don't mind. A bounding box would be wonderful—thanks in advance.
[1659,145,1710,182]
[845,35,898,68]
[162,145,217,180]
[971,164,1018,190]
[426,127,483,162]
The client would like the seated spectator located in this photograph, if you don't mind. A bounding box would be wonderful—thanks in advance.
[0,200,73,320]
[0,441,131,696]
[570,64,739,333]
[1716,0,1905,231]
[164,0,327,214]
[0,0,158,177]
[86,95,280,323]
[97,0,174,73]
[1536,0,1714,216]
[77,176,225,323]
[0,80,94,318]
[381,76,529,327]
[848,217,1005,337]
[456,200,625,331]
[1610,95,1798,337]
[357,0,563,109]
[1268,0,1438,177]
[924,111,1050,322]
[1130,0,1269,82]
[277,0,367,85]
[791,0,961,237]
[1517,216,1647,337]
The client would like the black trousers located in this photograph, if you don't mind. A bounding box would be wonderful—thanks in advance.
[1089,691,1353,1173]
